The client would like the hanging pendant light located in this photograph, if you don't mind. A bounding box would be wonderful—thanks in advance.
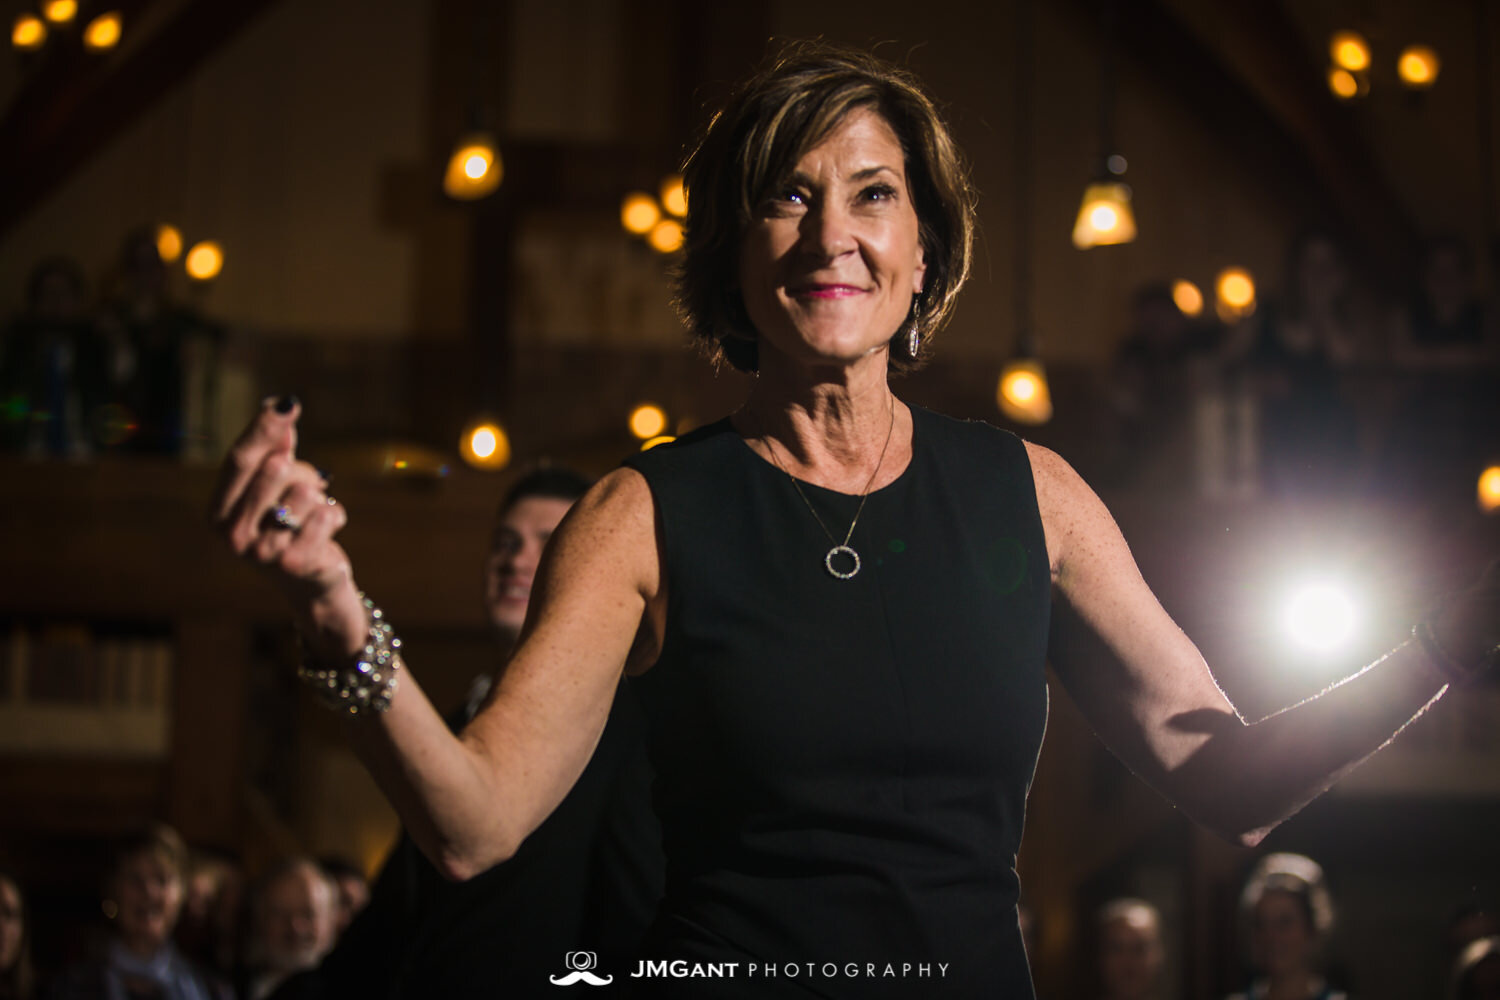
[1072,173,1136,249]
[997,355,1054,425]
[998,0,1052,426]
[1073,0,1135,250]
[443,131,502,201]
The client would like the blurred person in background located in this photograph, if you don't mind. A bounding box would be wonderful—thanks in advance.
[242,859,336,1000]
[1395,235,1496,369]
[48,824,231,1000]
[1096,898,1164,1000]
[1227,853,1347,1000]
[0,870,35,1000]
[174,849,243,980]
[311,858,367,939]
[1452,936,1500,1000]
[1236,231,1368,497]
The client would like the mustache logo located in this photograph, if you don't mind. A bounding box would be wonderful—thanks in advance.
[548,970,614,986]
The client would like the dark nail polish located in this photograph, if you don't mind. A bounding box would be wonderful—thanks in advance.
[317,468,334,485]
[274,394,299,414]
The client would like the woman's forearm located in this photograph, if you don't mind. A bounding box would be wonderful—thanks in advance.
[299,578,520,880]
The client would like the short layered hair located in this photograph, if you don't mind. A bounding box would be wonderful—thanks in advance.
[674,41,976,375]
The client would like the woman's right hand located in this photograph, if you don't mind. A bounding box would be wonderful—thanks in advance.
[210,397,365,653]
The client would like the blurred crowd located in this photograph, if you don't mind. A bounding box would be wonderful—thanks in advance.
[0,229,222,462]
[0,825,368,1000]
[1108,231,1499,503]
[2,834,1496,999]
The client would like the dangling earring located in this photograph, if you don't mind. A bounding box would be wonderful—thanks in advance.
[906,321,921,359]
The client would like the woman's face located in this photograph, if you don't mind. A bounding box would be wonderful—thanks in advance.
[0,877,23,972]
[113,849,183,953]
[1251,889,1315,976]
[737,106,927,375]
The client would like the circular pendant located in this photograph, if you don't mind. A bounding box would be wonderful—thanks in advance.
[824,544,861,580]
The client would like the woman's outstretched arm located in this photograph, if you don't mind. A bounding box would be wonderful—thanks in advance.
[212,401,663,879]
[1027,441,1479,846]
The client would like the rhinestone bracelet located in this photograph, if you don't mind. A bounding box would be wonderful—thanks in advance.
[297,592,403,715]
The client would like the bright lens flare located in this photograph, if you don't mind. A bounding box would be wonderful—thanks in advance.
[1283,582,1360,653]
[184,241,223,281]
[83,11,122,51]
[629,403,668,440]
[13,14,47,50]
[1330,31,1370,72]
[1479,465,1500,513]
[620,192,660,235]
[641,435,676,451]
[43,0,77,24]
[1398,46,1440,88]
[1172,280,1204,317]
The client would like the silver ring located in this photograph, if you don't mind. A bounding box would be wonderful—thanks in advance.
[324,495,338,506]
[270,505,302,533]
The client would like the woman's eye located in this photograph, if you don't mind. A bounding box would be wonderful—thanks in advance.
[861,183,898,202]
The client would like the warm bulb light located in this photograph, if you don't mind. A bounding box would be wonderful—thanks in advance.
[1172,280,1204,317]
[1216,267,1256,318]
[629,403,668,440]
[82,10,122,51]
[1479,465,1500,513]
[443,133,502,200]
[461,421,511,470]
[155,224,183,263]
[13,14,47,50]
[184,241,223,281]
[1398,45,1440,89]
[621,192,660,235]
[659,174,687,217]
[43,0,77,24]
[1072,181,1136,249]
[1330,31,1370,72]
[1328,67,1360,100]
[648,219,684,254]
[996,358,1053,425]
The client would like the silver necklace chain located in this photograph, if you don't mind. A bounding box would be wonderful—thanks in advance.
[757,396,896,580]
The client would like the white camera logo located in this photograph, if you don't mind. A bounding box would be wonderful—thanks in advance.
[565,951,598,972]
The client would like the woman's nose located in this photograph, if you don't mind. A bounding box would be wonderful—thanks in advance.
[802,201,855,260]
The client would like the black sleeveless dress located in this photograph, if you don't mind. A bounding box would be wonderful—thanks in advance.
[622,405,1050,998]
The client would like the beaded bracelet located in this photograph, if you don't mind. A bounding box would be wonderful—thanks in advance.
[1412,619,1496,688]
[297,592,403,715]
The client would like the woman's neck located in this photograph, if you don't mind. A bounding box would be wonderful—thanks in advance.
[737,351,909,493]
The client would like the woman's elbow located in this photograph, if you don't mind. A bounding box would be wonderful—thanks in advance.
[430,836,519,882]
